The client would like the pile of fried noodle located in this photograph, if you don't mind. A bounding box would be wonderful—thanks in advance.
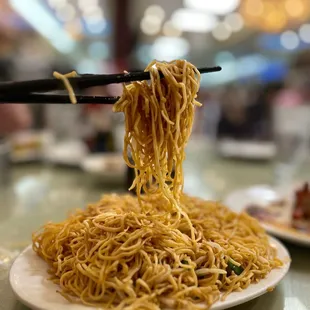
[33,60,282,310]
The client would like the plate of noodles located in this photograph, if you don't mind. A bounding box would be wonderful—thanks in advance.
[10,235,290,310]
[224,183,310,247]
[11,60,290,309]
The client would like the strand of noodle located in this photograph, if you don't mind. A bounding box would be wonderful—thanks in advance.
[53,71,78,104]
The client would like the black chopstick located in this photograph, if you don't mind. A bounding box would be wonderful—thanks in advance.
[0,94,119,104]
[0,66,221,95]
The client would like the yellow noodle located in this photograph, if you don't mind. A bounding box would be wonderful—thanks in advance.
[53,71,78,104]
[33,60,282,309]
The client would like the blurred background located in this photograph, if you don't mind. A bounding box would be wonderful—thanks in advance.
[1,0,310,240]
[1,2,310,307]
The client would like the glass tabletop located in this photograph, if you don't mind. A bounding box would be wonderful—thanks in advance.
[1,147,309,310]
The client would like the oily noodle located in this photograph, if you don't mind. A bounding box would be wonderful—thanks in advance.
[33,60,282,310]
[113,60,201,239]
[53,71,78,104]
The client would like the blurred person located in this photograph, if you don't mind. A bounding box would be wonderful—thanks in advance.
[217,85,248,139]
[83,84,122,153]
[273,71,305,107]
[247,82,283,140]
[193,90,220,139]
[0,32,32,135]
[0,104,32,134]
[84,102,114,152]
[217,83,283,141]
[274,50,310,106]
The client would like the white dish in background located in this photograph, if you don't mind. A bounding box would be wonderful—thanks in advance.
[44,140,88,166]
[81,153,126,182]
[10,237,290,310]
[224,185,310,247]
[9,130,54,163]
[217,139,276,160]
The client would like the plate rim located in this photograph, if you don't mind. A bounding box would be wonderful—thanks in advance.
[10,237,290,310]
[224,185,310,247]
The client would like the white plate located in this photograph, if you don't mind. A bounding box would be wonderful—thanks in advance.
[44,140,88,166]
[224,185,310,247]
[217,140,276,160]
[10,237,290,310]
[9,130,54,163]
[81,153,126,182]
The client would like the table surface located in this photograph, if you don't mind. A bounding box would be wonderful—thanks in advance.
[1,144,309,310]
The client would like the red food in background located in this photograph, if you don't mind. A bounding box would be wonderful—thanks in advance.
[293,182,310,220]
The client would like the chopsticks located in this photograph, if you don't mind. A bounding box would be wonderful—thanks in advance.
[0,65,221,104]
[0,94,119,104]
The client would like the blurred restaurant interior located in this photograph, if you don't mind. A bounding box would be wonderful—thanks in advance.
[1,0,310,309]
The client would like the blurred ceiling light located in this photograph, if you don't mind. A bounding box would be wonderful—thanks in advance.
[76,58,99,74]
[237,54,268,77]
[203,53,268,86]
[212,23,232,41]
[299,24,310,43]
[145,5,165,22]
[171,9,218,33]
[243,0,264,16]
[56,3,76,22]
[201,61,236,86]
[285,0,305,18]
[78,0,98,10]
[184,0,240,15]
[151,37,190,61]
[280,30,299,49]
[137,44,152,65]
[65,19,83,39]
[240,0,310,33]
[82,5,102,17]
[47,0,67,9]
[162,20,182,37]
[88,41,109,59]
[140,15,161,36]
[85,19,107,34]
[265,9,287,32]
[224,12,244,32]
[215,51,235,64]
[84,10,104,23]
[10,0,76,54]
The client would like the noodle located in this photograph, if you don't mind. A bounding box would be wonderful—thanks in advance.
[53,71,78,104]
[113,60,200,239]
[113,60,201,202]
[33,60,282,310]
